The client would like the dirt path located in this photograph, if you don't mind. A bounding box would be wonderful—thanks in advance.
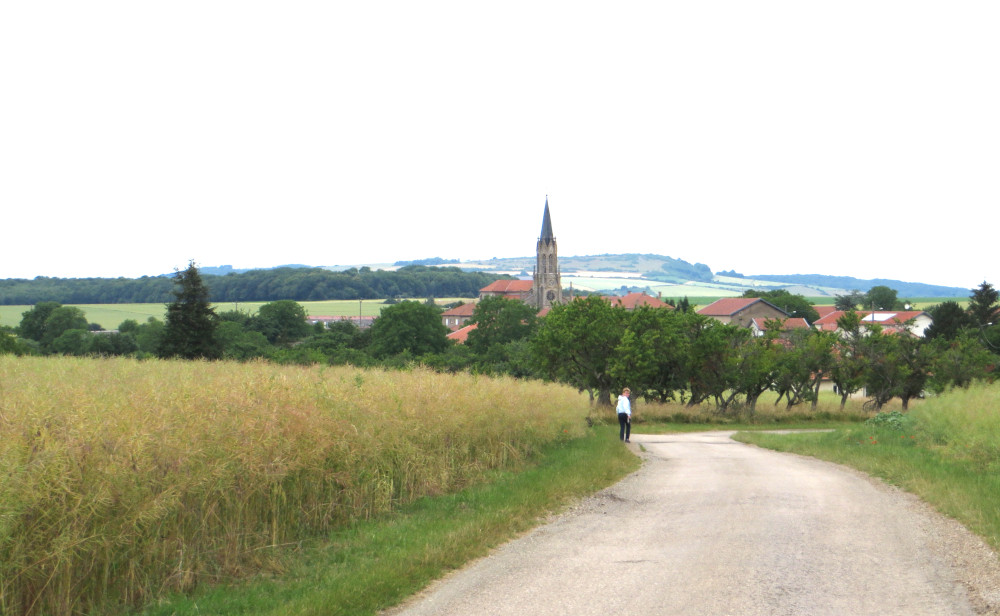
[384,431,1000,616]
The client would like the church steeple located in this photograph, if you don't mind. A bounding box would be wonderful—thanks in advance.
[532,196,562,310]
[540,196,554,245]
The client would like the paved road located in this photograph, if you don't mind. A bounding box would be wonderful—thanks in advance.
[384,431,1000,616]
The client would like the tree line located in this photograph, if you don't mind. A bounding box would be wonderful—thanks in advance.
[3,264,998,414]
[0,265,506,305]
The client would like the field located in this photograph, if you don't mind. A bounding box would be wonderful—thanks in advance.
[0,300,441,330]
[0,356,593,616]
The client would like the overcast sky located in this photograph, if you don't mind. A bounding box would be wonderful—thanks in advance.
[2,2,997,290]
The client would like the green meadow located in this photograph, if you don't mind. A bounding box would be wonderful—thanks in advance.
[0,300,415,330]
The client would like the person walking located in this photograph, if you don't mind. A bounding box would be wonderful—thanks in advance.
[616,387,632,442]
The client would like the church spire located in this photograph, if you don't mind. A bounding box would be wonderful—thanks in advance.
[540,196,554,244]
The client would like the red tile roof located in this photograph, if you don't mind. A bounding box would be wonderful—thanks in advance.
[480,279,533,294]
[441,303,477,317]
[813,306,839,319]
[605,293,673,310]
[697,297,771,316]
[751,317,811,331]
[447,323,477,343]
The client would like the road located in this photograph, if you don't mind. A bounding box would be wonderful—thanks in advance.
[384,431,1000,616]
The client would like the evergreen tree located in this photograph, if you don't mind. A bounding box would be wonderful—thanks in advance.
[158,261,221,359]
[967,281,999,328]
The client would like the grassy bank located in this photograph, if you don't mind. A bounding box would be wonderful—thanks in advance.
[736,382,1000,551]
[0,356,597,616]
[139,425,638,616]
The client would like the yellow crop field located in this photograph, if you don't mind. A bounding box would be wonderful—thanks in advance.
[0,356,588,615]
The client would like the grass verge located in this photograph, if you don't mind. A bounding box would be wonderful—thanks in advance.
[138,425,639,616]
[735,383,1000,552]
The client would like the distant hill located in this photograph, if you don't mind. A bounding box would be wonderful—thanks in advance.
[735,274,966,299]
[450,254,969,298]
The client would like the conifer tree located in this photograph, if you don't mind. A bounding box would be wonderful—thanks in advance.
[158,261,221,359]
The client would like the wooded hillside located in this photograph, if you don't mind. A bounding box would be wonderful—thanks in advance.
[0,266,509,305]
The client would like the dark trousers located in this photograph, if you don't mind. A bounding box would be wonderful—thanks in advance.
[618,413,631,441]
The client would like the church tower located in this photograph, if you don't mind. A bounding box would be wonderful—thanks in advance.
[531,197,563,310]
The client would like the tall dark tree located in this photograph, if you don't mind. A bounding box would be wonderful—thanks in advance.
[158,261,221,360]
[924,301,972,340]
[967,281,999,328]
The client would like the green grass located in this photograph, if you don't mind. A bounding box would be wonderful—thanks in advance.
[137,426,639,616]
[0,300,468,329]
[736,382,1000,552]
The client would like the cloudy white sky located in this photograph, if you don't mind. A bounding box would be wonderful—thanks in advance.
[2,2,997,290]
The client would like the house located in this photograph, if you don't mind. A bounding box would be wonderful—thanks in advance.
[306,315,375,329]
[813,310,933,337]
[697,298,788,327]
[605,292,674,310]
[750,317,811,337]
[479,279,534,301]
[447,323,477,344]
[441,302,477,331]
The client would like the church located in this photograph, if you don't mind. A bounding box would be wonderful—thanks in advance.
[477,197,565,311]
[524,197,564,310]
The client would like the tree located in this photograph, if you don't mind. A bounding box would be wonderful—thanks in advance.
[611,307,691,404]
[829,311,868,409]
[466,296,539,354]
[927,332,994,392]
[742,289,819,323]
[368,300,448,358]
[1,329,30,356]
[18,301,62,342]
[865,286,900,311]
[531,296,627,406]
[834,290,865,311]
[41,306,89,352]
[252,300,311,345]
[158,261,221,360]
[924,301,972,341]
[967,281,999,328]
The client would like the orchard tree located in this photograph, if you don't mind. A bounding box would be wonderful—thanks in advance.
[927,332,995,392]
[531,296,627,406]
[611,307,691,404]
[159,261,221,360]
[829,311,868,409]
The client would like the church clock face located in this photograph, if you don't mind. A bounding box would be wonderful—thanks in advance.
[546,290,556,301]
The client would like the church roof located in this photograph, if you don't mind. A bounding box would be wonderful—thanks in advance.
[480,279,534,294]
[540,197,554,244]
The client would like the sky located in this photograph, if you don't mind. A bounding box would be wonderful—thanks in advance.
[2,2,997,290]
